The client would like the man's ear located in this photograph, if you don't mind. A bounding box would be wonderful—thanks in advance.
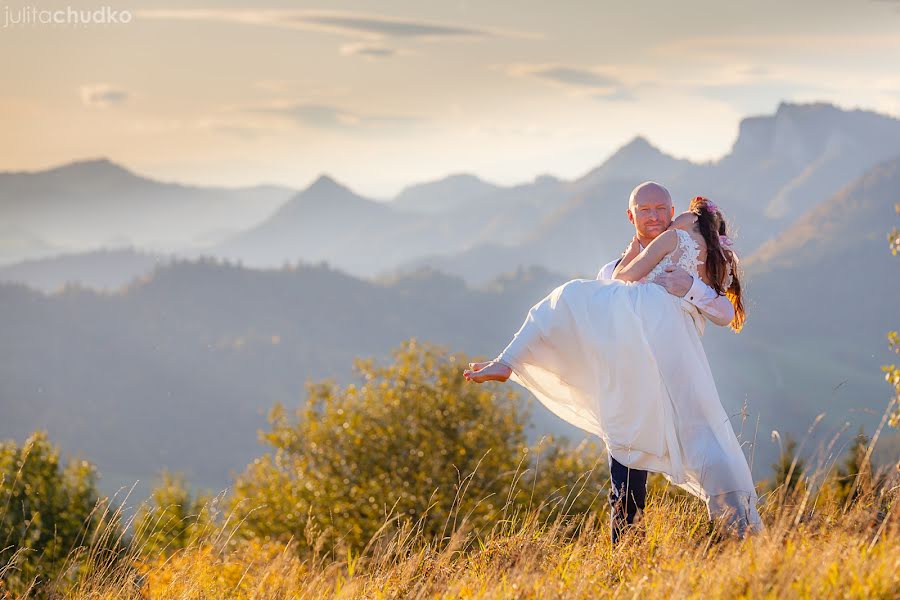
[627,209,635,225]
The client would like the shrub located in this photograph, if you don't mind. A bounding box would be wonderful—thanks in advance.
[229,338,608,555]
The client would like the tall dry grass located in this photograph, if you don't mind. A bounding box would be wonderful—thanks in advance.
[3,410,899,599]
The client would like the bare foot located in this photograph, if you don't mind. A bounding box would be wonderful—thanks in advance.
[463,360,512,383]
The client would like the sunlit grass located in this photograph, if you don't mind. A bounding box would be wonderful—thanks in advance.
[3,434,898,599]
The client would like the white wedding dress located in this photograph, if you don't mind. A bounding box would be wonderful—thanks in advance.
[494,229,763,534]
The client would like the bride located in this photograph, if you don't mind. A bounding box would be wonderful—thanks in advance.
[463,196,763,536]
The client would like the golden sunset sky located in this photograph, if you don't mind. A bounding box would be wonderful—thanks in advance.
[2,0,899,195]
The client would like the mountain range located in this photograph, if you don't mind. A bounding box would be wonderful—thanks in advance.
[0,101,898,497]
[0,259,569,495]
[0,158,293,263]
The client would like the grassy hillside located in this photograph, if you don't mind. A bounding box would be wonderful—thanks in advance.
[5,457,898,599]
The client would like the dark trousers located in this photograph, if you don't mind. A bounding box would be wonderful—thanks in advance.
[608,454,648,544]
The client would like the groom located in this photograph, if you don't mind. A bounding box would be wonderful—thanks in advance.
[598,181,735,545]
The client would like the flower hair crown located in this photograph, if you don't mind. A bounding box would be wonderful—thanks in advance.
[691,196,719,216]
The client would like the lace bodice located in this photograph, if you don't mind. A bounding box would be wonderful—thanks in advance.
[642,229,703,284]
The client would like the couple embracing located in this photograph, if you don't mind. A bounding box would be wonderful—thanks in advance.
[463,181,763,543]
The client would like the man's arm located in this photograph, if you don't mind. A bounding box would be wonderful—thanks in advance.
[655,266,735,327]
[685,277,735,327]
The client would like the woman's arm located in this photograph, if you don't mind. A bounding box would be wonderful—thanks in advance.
[611,236,642,278]
[614,229,678,283]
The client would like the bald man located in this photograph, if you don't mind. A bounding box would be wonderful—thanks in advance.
[597,181,735,545]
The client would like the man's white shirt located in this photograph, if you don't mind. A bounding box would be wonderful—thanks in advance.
[596,249,735,328]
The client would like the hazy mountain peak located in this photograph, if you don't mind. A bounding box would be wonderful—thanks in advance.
[391,172,500,214]
[616,135,657,156]
[729,102,900,168]
[533,174,561,185]
[71,157,117,168]
[440,173,486,184]
[607,135,684,167]
[575,135,691,189]
[0,156,145,197]
[305,173,346,194]
[288,174,370,207]
[251,171,386,232]
[774,100,840,119]
[395,172,495,195]
[46,157,135,177]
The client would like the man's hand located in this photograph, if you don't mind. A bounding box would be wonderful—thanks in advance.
[613,236,643,278]
[655,264,693,298]
[622,235,641,257]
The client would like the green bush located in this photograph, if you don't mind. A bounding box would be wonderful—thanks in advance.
[229,338,608,554]
[0,431,121,596]
[132,470,215,559]
[766,433,806,496]
[884,205,899,429]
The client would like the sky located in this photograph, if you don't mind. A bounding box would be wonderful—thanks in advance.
[1,0,899,197]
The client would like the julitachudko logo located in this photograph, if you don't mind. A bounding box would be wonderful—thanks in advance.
[3,4,133,27]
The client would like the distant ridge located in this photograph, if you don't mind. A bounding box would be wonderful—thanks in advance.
[5,101,900,289]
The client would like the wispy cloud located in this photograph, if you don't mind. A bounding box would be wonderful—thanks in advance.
[339,42,397,59]
[523,66,620,89]
[80,84,129,108]
[245,101,422,132]
[135,9,540,41]
[124,115,276,140]
[503,63,636,101]
[192,117,269,140]
[655,33,900,58]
